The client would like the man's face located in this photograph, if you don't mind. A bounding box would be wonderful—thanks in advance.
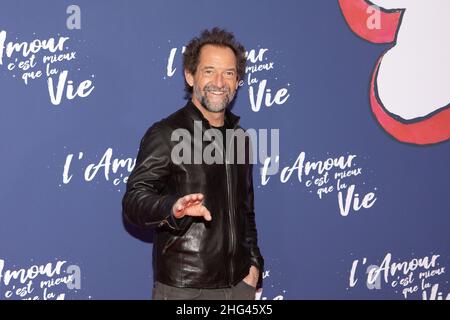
[185,44,239,113]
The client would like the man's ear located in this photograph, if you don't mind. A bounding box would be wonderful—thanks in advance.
[184,69,194,87]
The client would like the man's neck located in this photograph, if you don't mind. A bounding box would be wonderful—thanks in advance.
[191,99,225,127]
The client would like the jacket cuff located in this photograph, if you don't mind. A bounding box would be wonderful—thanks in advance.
[158,195,192,231]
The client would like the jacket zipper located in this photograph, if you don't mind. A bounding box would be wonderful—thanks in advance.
[225,126,237,286]
[208,121,239,286]
[225,161,234,285]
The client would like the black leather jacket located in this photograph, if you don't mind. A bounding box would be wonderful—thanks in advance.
[122,101,264,289]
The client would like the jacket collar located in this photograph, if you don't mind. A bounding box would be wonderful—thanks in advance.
[185,100,240,129]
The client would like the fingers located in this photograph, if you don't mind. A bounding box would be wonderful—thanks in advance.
[172,193,211,221]
[180,193,204,206]
[184,205,212,221]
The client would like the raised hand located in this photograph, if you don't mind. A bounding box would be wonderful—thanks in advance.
[172,193,212,221]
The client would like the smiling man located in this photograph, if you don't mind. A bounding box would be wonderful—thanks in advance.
[122,27,264,300]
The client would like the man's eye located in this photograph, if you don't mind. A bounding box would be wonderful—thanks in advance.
[204,70,213,75]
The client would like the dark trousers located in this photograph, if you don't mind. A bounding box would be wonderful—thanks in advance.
[152,280,256,300]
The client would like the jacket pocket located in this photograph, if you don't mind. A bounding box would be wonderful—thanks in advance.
[162,236,179,254]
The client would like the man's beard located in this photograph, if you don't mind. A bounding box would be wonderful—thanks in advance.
[193,83,235,113]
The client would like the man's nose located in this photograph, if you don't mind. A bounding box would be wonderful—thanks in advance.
[212,73,225,88]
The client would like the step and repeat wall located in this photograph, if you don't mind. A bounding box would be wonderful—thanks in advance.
[0,0,449,300]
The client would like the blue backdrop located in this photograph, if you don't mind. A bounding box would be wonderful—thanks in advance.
[0,0,448,300]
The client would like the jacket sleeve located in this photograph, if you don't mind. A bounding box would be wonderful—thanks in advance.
[244,163,265,289]
[122,123,192,231]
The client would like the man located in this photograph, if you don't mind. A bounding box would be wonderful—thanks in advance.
[122,27,264,300]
